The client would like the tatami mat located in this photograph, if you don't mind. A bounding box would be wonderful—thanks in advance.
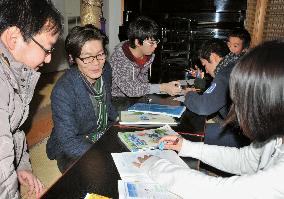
[20,71,64,198]
[21,138,62,199]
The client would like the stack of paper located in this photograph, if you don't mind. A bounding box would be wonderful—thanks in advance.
[119,111,178,126]
[118,180,182,199]
[112,150,187,199]
[117,125,179,152]
[127,103,186,118]
[114,125,186,198]
[112,150,188,182]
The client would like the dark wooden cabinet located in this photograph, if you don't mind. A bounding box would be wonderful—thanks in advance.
[119,0,247,82]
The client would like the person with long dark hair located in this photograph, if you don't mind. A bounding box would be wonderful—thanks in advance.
[135,40,284,199]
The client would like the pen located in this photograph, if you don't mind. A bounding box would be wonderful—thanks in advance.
[158,141,165,150]
[176,132,204,137]
[113,124,146,130]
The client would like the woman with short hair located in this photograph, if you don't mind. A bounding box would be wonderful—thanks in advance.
[47,24,117,173]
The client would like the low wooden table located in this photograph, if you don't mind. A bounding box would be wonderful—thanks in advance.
[42,95,205,198]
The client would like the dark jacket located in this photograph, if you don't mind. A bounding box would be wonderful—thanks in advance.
[184,53,239,119]
[47,62,117,160]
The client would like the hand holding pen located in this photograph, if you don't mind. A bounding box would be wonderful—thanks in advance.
[158,135,183,152]
[133,135,183,168]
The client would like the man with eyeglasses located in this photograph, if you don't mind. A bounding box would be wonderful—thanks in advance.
[0,0,63,198]
[30,37,55,56]
[110,16,181,98]
[46,24,118,173]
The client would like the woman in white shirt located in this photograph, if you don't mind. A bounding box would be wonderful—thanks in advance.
[135,40,284,199]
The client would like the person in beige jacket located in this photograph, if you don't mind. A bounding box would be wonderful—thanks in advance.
[0,0,63,198]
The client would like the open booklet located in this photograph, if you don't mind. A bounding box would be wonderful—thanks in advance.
[118,180,182,199]
[119,111,178,126]
[117,125,179,152]
[127,103,186,118]
[111,149,188,182]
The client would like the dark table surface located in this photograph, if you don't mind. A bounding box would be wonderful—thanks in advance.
[42,95,205,199]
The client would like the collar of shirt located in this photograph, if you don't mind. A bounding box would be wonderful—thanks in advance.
[122,41,151,68]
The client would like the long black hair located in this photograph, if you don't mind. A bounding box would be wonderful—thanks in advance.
[226,40,284,142]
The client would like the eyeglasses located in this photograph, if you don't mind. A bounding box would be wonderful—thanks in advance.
[143,39,160,46]
[30,37,55,56]
[78,52,106,64]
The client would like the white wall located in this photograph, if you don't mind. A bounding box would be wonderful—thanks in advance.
[41,0,68,72]
[43,0,122,72]
[103,0,122,55]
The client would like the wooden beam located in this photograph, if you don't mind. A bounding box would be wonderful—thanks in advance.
[251,0,269,46]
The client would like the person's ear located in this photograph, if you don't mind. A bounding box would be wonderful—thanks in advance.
[242,48,248,53]
[210,53,221,64]
[134,39,142,47]
[3,26,22,50]
[68,55,75,64]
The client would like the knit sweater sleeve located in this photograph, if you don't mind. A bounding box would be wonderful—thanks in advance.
[110,44,152,97]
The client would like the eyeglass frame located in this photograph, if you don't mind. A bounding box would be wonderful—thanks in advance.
[77,52,106,64]
[143,39,160,46]
[30,37,55,56]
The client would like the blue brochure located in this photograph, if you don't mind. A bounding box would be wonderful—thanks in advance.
[127,103,186,118]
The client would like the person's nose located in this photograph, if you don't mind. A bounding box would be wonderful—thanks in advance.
[90,58,101,68]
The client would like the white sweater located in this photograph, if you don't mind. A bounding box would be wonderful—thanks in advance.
[141,137,284,199]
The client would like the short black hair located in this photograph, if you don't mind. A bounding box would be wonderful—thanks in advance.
[0,0,63,41]
[65,24,109,64]
[227,40,284,142]
[198,38,230,62]
[127,16,159,48]
[228,28,251,49]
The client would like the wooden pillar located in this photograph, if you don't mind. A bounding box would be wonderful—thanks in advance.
[251,0,269,46]
[80,0,102,28]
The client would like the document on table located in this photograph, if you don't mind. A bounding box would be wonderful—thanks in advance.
[112,150,188,182]
[118,180,182,199]
[117,125,179,152]
[119,111,178,126]
[127,103,186,118]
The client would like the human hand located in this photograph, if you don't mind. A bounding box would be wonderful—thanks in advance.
[17,170,45,199]
[133,155,152,168]
[160,81,182,96]
[159,135,183,152]
[188,66,204,79]
[183,87,201,95]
